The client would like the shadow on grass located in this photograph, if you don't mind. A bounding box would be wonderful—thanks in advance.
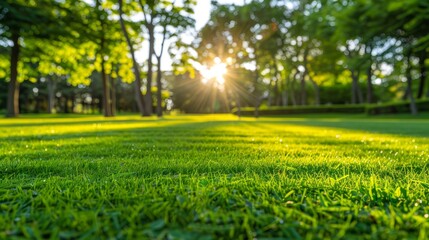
[1,118,428,182]
[3,114,428,137]
[0,118,179,128]
[255,118,429,138]
[2,153,427,184]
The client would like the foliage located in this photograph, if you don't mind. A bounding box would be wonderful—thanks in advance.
[367,99,429,115]
[234,104,367,116]
[1,0,428,115]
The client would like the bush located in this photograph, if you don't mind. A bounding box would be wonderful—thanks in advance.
[233,104,367,116]
[232,99,429,116]
[366,99,429,115]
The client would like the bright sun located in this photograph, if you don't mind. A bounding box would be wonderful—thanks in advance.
[200,57,227,87]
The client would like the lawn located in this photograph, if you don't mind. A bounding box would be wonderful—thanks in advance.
[1,114,429,239]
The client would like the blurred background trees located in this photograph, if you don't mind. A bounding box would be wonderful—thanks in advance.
[0,0,428,116]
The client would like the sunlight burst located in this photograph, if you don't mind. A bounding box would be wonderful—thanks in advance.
[200,57,227,88]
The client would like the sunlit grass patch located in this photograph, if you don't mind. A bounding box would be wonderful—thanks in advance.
[1,114,429,239]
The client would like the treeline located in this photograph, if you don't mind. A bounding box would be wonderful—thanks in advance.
[0,73,149,114]
[184,0,429,115]
[1,0,428,116]
[0,0,193,117]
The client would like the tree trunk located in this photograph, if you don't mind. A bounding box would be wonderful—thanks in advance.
[253,82,260,118]
[35,97,40,113]
[101,56,112,117]
[144,23,155,116]
[253,54,260,118]
[365,45,374,103]
[134,81,145,115]
[406,53,418,115]
[303,49,319,106]
[22,89,29,114]
[235,93,241,118]
[267,59,278,107]
[301,48,310,106]
[267,77,273,107]
[300,74,306,105]
[81,93,86,113]
[356,71,364,104]
[290,72,298,106]
[351,70,363,104]
[110,75,116,116]
[6,32,20,117]
[64,96,69,113]
[350,70,356,104]
[35,84,41,113]
[118,0,146,116]
[273,62,281,106]
[91,99,96,114]
[274,78,280,106]
[417,51,427,99]
[96,97,101,114]
[281,74,289,106]
[254,98,260,118]
[71,94,76,113]
[156,56,163,117]
[366,63,374,103]
[402,86,410,100]
[308,76,320,105]
[282,91,288,106]
[47,76,56,113]
[98,2,112,118]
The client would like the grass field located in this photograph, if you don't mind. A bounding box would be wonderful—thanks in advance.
[1,114,429,239]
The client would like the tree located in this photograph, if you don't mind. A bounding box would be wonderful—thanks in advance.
[143,1,194,117]
[197,1,286,117]
[137,0,195,116]
[86,0,137,117]
[118,0,146,116]
[0,0,83,117]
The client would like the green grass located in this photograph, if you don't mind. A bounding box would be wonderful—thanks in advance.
[1,114,429,239]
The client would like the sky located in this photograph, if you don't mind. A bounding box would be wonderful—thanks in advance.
[137,0,246,70]
[194,0,245,29]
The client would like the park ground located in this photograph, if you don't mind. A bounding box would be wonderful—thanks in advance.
[1,114,429,239]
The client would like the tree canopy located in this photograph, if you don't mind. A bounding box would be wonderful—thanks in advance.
[0,0,428,116]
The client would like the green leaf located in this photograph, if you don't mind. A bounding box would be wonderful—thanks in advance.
[149,219,166,230]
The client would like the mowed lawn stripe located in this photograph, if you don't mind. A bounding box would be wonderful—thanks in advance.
[0,115,428,239]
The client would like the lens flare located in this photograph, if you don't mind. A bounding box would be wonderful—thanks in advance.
[200,58,227,88]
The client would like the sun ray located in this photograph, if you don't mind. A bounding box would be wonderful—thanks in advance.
[200,57,227,89]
